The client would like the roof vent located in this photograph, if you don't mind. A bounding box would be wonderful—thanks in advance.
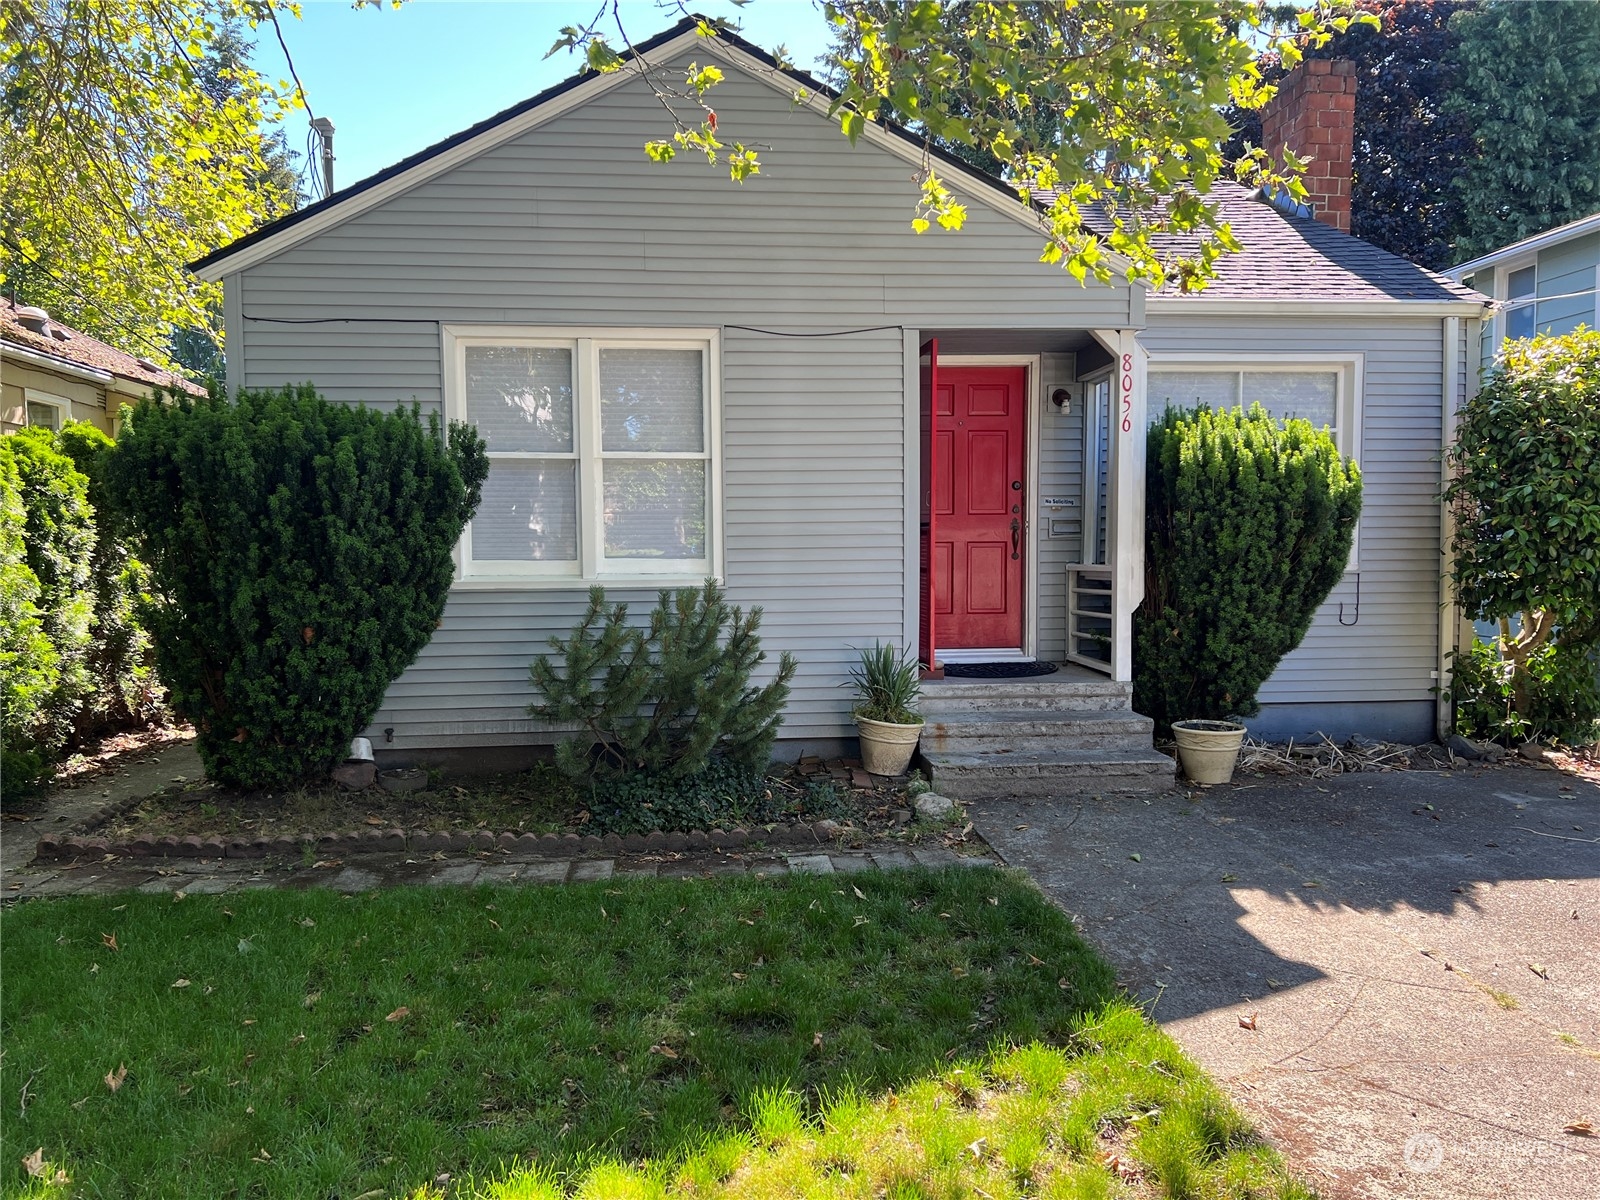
[14,305,50,335]
[49,325,72,342]
[135,356,161,372]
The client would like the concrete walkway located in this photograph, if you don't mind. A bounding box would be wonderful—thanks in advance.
[973,765,1600,1200]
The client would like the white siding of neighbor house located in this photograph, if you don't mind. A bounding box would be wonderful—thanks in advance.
[1139,314,1448,738]
[227,57,1138,749]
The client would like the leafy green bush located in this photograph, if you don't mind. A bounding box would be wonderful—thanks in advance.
[0,445,58,798]
[54,421,163,733]
[1446,329,1600,736]
[848,641,922,724]
[1,428,96,759]
[1453,637,1600,747]
[531,581,797,783]
[104,386,487,790]
[1134,404,1362,731]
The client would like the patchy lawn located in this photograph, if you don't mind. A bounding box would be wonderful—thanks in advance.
[4,870,1308,1199]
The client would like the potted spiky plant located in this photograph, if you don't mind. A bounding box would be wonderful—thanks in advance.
[849,642,924,776]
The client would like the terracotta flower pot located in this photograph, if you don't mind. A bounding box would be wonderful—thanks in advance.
[855,715,923,776]
[1171,719,1247,785]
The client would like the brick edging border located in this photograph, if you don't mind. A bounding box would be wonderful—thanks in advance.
[34,818,848,864]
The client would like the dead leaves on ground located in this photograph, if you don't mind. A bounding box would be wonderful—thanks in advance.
[21,1148,69,1186]
[1238,1012,1259,1031]
[104,1063,127,1092]
[1563,1120,1595,1137]
[385,1006,410,1023]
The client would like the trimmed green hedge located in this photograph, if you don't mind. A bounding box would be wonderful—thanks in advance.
[1134,404,1362,731]
[105,386,488,790]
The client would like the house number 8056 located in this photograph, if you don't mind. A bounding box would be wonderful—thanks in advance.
[1120,353,1134,433]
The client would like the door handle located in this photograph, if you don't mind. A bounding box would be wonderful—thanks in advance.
[1010,517,1021,560]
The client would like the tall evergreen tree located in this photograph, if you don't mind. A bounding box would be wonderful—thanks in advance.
[1449,0,1600,260]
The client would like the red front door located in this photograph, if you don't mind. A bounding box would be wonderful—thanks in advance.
[933,366,1027,649]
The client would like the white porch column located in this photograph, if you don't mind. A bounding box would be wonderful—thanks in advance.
[1105,330,1148,684]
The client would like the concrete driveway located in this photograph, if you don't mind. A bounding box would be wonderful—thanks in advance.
[972,764,1600,1200]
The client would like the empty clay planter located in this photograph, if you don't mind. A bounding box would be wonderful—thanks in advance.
[854,715,923,776]
[1171,719,1247,785]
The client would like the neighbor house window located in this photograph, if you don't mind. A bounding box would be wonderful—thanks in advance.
[444,327,719,583]
[1503,264,1537,340]
[1147,366,1351,455]
[24,391,68,431]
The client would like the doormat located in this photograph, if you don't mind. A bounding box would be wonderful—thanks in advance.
[941,661,1060,679]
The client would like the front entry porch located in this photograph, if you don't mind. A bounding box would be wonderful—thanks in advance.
[911,328,1173,796]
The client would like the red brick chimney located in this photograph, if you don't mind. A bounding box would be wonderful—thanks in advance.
[1259,58,1356,232]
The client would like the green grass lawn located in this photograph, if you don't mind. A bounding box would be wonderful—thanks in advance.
[3,870,1310,1199]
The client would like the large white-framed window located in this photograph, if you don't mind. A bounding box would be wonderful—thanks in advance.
[23,390,69,431]
[1145,355,1363,568]
[443,326,721,586]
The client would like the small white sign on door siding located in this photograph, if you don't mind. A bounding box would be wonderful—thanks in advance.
[1041,497,1077,508]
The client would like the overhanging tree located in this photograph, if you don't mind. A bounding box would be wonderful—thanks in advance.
[551,1,1376,291]
[0,0,303,362]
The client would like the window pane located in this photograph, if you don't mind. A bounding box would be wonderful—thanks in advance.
[473,459,577,562]
[26,401,61,431]
[465,345,573,452]
[1507,266,1536,301]
[1148,371,1239,412]
[603,460,706,560]
[1506,303,1536,340]
[599,348,704,453]
[1243,371,1338,429]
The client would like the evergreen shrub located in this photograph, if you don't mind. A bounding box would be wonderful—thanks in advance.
[530,580,797,786]
[1134,404,1362,731]
[105,386,487,790]
[0,428,96,792]
[55,421,164,732]
[0,444,58,797]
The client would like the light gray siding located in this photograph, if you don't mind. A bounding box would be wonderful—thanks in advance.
[1535,231,1600,334]
[229,56,1136,749]
[1034,352,1084,661]
[1138,314,1448,725]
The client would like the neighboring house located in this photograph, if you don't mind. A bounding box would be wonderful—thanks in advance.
[1447,210,1600,369]
[189,24,1491,791]
[1,299,205,435]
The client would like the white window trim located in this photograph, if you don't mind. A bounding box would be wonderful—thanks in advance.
[442,325,723,590]
[1145,353,1364,571]
[1495,256,1539,343]
[23,389,70,431]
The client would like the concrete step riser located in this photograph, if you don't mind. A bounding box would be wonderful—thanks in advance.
[926,758,1175,799]
[926,732,1157,754]
[920,696,1132,715]
[926,714,1153,738]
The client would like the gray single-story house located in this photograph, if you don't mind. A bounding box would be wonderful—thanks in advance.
[190,21,1492,794]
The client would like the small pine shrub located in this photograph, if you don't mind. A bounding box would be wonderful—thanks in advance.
[104,386,487,790]
[0,428,96,759]
[530,581,797,782]
[1134,404,1362,731]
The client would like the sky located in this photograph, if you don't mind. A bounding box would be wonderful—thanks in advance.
[256,1,837,195]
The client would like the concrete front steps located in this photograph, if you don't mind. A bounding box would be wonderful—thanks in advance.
[917,669,1175,799]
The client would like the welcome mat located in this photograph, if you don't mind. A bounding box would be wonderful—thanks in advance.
[941,661,1060,679]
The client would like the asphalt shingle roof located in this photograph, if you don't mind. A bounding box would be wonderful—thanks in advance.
[2,299,206,395]
[1122,184,1487,304]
